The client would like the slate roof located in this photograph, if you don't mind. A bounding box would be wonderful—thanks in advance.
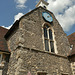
[0,26,10,53]
[68,32,75,56]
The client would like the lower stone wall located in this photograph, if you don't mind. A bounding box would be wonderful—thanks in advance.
[7,47,72,75]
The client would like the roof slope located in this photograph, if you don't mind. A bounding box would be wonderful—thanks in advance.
[0,26,10,53]
[68,32,75,56]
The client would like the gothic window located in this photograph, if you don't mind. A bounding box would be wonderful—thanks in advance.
[43,24,54,52]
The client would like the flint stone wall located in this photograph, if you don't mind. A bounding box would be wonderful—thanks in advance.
[7,47,72,75]
[6,7,72,75]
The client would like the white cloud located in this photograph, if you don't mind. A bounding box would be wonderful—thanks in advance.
[2,13,24,29]
[14,13,24,22]
[47,0,75,31]
[15,0,27,9]
[2,25,12,29]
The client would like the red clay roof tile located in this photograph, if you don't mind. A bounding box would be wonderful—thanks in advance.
[0,26,10,53]
[68,32,75,56]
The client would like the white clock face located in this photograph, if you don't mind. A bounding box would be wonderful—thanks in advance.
[42,12,53,22]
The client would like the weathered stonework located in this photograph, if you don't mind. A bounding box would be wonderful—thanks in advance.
[6,7,72,75]
[7,47,72,75]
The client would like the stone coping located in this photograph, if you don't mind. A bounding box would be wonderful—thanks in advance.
[16,46,68,59]
[31,49,67,59]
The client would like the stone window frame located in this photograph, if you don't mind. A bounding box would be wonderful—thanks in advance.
[42,22,58,54]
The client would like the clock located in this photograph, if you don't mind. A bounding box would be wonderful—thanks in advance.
[42,12,53,23]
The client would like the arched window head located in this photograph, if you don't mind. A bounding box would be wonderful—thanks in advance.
[43,24,54,52]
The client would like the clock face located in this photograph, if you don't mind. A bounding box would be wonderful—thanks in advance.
[42,12,53,23]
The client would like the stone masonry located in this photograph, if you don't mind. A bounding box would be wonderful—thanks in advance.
[5,7,72,75]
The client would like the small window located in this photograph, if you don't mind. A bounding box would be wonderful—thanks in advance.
[53,72,57,75]
[43,24,55,52]
[37,72,47,75]
[62,74,68,75]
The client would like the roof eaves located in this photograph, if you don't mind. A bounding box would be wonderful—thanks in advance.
[4,20,19,39]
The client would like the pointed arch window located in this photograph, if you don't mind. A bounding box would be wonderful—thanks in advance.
[43,24,54,52]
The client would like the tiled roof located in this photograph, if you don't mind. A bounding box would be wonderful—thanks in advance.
[67,32,75,56]
[0,26,10,53]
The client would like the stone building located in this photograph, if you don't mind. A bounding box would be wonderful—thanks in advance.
[0,26,10,75]
[4,0,72,75]
[68,32,75,75]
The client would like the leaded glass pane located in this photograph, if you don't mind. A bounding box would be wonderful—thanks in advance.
[49,29,53,40]
[44,28,48,38]
[45,39,49,51]
[50,41,54,52]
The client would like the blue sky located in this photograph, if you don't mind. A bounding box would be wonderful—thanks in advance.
[0,0,75,35]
